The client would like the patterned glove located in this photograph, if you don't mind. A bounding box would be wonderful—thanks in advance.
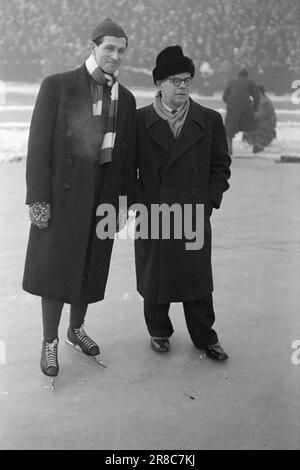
[29,202,50,229]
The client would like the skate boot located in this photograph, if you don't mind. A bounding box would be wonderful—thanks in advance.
[67,324,100,356]
[40,339,59,390]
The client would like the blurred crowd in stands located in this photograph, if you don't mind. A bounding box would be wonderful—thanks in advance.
[1,0,299,93]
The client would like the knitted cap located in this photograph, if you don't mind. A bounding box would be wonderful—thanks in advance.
[91,18,128,45]
[152,45,195,84]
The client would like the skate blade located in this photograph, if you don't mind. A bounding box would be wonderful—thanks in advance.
[65,340,107,368]
[49,377,55,391]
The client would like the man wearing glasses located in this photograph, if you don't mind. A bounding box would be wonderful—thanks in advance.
[135,46,231,360]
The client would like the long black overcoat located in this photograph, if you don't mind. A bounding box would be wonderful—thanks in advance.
[134,100,231,303]
[223,77,259,138]
[23,65,136,304]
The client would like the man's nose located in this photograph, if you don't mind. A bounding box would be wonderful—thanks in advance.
[179,81,187,89]
[111,50,119,61]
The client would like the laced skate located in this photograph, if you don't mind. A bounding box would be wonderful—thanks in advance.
[40,339,59,390]
[66,324,106,368]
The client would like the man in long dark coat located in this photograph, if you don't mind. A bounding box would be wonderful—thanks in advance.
[223,68,259,154]
[23,19,136,380]
[243,85,277,151]
[135,46,231,360]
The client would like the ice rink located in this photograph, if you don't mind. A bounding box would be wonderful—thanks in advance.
[0,86,300,450]
[1,84,300,162]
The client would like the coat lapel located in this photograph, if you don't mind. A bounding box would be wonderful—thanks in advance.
[146,105,175,153]
[115,85,128,145]
[65,64,103,156]
[68,65,94,125]
[165,100,206,172]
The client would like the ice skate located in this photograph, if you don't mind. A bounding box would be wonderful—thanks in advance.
[66,324,107,368]
[40,339,59,390]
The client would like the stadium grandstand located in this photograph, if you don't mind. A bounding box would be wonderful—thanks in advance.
[0,0,300,93]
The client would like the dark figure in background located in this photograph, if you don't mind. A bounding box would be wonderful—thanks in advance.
[22,19,136,382]
[223,68,259,154]
[135,46,231,360]
[243,85,277,151]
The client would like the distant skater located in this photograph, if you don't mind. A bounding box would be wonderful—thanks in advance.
[243,85,277,151]
[223,68,259,154]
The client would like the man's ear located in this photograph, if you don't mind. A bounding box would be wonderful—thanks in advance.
[88,41,96,52]
[156,80,162,89]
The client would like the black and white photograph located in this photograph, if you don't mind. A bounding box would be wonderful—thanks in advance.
[0,0,299,453]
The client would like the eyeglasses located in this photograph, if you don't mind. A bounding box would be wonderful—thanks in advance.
[168,77,193,87]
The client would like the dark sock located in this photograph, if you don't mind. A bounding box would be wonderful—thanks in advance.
[42,298,64,342]
[69,303,88,330]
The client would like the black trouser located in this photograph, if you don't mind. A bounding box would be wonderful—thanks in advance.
[42,298,88,342]
[144,295,218,347]
[41,163,106,343]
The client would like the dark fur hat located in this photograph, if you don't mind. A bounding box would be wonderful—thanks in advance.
[152,45,195,84]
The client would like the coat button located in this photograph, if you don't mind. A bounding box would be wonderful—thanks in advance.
[192,188,198,194]
[67,157,73,165]
[193,165,199,172]
[64,182,71,190]
[66,129,72,137]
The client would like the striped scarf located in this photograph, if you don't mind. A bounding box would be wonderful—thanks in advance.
[85,54,119,164]
[153,90,190,138]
